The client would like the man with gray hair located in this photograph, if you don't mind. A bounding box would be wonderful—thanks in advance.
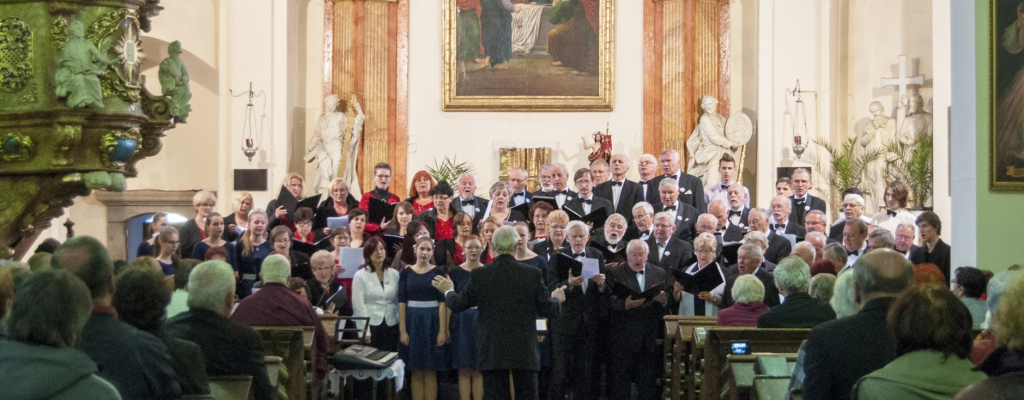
[789,168,827,226]
[636,154,662,206]
[866,227,895,252]
[647,212,695,273]
[823,243,850,275]
[805,231,828,263]
[720,243,780,309]
[756,256,835,328]
[893,222,919,258]
[231,254,329,380]
[535,163,554,194]
[802,250,913,400]
[656,177,699,241]
[165,261,274,400]
[455,173,488,228]
[791,241,815,266]
[508,167,533,207]
[746,208,793,264]
[629,201,655,241]
[434,226,566,399]
[594,153,643,223]
[589,159,610,185]
[829,193,873,242]
[658,149,707,212]
[549,163,577,209]
[591,213,629,264]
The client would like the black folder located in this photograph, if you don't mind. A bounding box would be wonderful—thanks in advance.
[554,252,583,280]
[597,244,627,265]
[610,280,666,302]
[382,234,404,260]
[563,206,609,228]
[274,187,322,220]
[511,202,531,219]
[532,196,558,210]
[669,264,725,294]
[368,197,396,225]
[291,239,318,257]
[314,235,335,251]
[719,241,743,266]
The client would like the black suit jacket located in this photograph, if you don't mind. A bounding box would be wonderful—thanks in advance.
[661,172,707,213]
[81,312,180,400]
[909,239,952,285]
[720,267,781,309]
[770,222,807,239]
[646,236,694,274]
[722,223,747,243]
[550,246,608,333]
[454,196,489,233]
[764,232,793,264]
[590,234,628,265]
[828,221,847,243]
[165,308,273,400]
[444,254,561,371]
[637,176,663,208]
[655,201,699,242]
[755,292,836,328]
[510,190,534,208]
[313,195,360,236]
[593,179,643,224]
[727,207,750,229]
[790,194,827,227]
[563,194,614,222]
[803,297,897,400]
[607,263,671,355]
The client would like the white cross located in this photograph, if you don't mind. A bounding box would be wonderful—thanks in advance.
[880,55,925,103]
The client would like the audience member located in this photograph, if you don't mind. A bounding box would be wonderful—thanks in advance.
[791,241,814,265]
[167,259,200,319]
[809,273,836,304]
[913,263,946,286]
[957,271,1024,398]
[757,256,836,328]
[809,259,837,277]
[823,243,849,274]
[830,269,858,318]
[0,265,13,322]
[717,275,769,327]
[971,267,1021,365]
[866,227,895,252]
[953,267,989,329]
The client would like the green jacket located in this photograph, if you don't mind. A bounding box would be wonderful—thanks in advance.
[853,350,987,400]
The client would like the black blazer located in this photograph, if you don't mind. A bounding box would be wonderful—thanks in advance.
[313,195,360,235]
[160,335,211,396]
[593,179,643,224]
[728,207,750,229]
[646,236,694,274]
[790,194,827,226]
[909,239,951,285]
[827,220,850,243]
[661,171,707,213]
[563,194,614,222]
[722,223,747,243]
[165,308,274,400]
[510,190,534,208]
[764,232,793,264]
[532,238,567,264]
[453,196,489,232]
[222,213,242,242]
[755,292,835,328]
[419,207,458,238]
[590,234,628,265]
[607,263,671,355]
[720,267,781,309]
[178,219,204,259]
[638,176,663,208]
[81,312,180,400]
[655,201,700,242]
[444,254,561,371]
[802,297,897,400]
[771,221,807,239]
[550,246,608,334]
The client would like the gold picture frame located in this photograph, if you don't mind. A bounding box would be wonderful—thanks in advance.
[442,0,614,112]
[990,0,1024,190]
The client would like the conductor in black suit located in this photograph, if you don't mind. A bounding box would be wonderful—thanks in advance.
[789,168,827,227]
[607,239,671,400]
[433,226,566,400]
[593,153,643,224]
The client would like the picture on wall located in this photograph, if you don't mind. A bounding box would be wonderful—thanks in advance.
[442,0,614,111]
[991,0,1024,190]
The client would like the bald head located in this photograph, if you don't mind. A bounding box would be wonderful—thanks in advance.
[791,241,815,265]
[52,236,114,302]
[708,200,728,230]
[696,213,718,234]
[853,249,914,303]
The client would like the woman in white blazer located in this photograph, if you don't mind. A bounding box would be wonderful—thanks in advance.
[351,236,401,351]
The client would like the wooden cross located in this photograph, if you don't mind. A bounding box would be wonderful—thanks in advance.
[880,55,925,103]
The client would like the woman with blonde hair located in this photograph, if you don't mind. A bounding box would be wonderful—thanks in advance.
[179,190,216,258]
[314,178,359,238]
[476,216,503,264]
[223,191,253,242]
[235,209,272,298]
[406,170,437,215]
[530,210,569,263]
[266,172,306,231]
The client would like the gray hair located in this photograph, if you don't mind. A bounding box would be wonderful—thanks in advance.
[553,163,569,175]
[565,220,589,236]
[708,199,727,213]
[660,149,680,161]
[806,231,828,244]
[6,270,92,348]
[605,214,627,228]
[733,274,765,304]
[868,227,895,248]
[627,239,650,254]
[510,167,528,176]
[823,243,848,267]
[748,207,769,221]
[790,168,811,180]
[693,233,718,253]
[653,211,674,225]
[658,178,679,190]
[896,222,916,235]
[774,256,811,294]
[987,268,1022,315]
[806,209,826,220]
[260,254,291,284]
[843,193,866,207]
[852,249,914,298]
[632,201,654,215]
[538,163,553,173]
[493,226,520,254]
[831,270,858,317]
[739,243,763,263]
[187,261,236,313]
[743,231,768,248]
[809,273,837,304]
[310,250,334,272]
[489,181,511,196]
[792,242,815,264]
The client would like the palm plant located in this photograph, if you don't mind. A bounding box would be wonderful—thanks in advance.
[425,156,475,184]
[814,136,882,218]
[883,133,933,209]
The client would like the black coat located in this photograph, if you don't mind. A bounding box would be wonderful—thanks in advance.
[453,197,489,233]
[659,172,707,213]
[909,239,952,286]
[562,194,614,223]
[222,213,242,242]
[81,312,180,400]
[178,219,204,259]
[510,190,534,208]
[160,335,211,396]
[802,297,897,400]
[637,177,663,209]
[646,236,694,274]
[755,292,835,328]
[313,195,360,238]
[764,232,794,264]
[720,267,781,309]
[444,254,561,371]
[655,201,700,242]
[790,194,827,227]
[551,246,608,334]
[770,221,807,239]
[593,179,643,224]
[590,234,628,265]
[607,263,670,355]
[165,308,274,400]
[722,223,747,243]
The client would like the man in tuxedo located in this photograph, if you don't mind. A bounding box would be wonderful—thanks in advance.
[565,168,613,225]
[646,212,695,274]
[589,159,610,185]
[725,183,750,229]
[893,223,919,258]
[804,232,828,263]
[629,202,655,241]
[508,167,533,208]
[655,178,699,242]
[550,163,578,209]
[534,163,554,195]
[802,250,913,400]
[607,240,671,400]
[720,244,780,308]
[746,208,792,264]
[708,200,744,243]
[594,153,643,224]
[591,214,629,266]
[803,210,829,235]
[756,256,836,328]
[768,195,807,240]
[842,218,869,270]
[636,154,662,206]
[829,194,872,242]
[866,228,894,252]
[454,173,489,231]
[704,153,749,209]
[658,149,706,212]
[433,226,566,400]
[789,168,827,226]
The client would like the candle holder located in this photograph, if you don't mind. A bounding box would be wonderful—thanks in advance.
[230,82,263,163]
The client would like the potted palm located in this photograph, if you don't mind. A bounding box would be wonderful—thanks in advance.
[814,136,883,220]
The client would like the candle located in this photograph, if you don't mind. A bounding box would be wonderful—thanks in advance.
[245,138,253,147]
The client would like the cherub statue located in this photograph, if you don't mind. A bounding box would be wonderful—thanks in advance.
[55,21,115,108]
[583,130,612,163]
[159,41,192,123]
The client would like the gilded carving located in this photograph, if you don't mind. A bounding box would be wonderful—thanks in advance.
[52,123,81,166]
[87,9,142,103]
[0,133,34,162]
[52,16,69,50]
[100,128,140,168]
[19,83,37,102]
[0,17,34,93]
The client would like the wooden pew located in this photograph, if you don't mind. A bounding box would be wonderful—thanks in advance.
[722,354,796,400]
[697,328,809,400]
[662,316,717,400]
[254,327,308,400]
[208,375,252,400]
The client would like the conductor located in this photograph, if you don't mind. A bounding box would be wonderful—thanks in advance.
[432,225,566,400]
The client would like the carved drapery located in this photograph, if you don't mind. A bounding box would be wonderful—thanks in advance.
[325,0,408,197]
[643,0,730,168]
[499,147,552,193]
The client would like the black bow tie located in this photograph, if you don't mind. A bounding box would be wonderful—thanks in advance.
[794,197,806,205]
[573,252,585,258]
[848,249,860,256]
[887,210,897,217]
[720,184,729,190]
[640,230,650,236]
[462,199,474,206]
[664,205,677,211]
[514,192,526,197]
[639,180,648,185]
[729,210,742,217]
[582,198,592,204]
[611,181,623,187]
[772,224,785,231]
[635,269,644,275]
[556,190,568,195]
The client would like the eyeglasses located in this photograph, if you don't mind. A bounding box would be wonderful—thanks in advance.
[375,174,391,179]
[696,249,715,254]
[165,240,181,246]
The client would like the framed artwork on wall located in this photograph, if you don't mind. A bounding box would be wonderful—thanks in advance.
[991,0,1024,190]
[442,0,614,111]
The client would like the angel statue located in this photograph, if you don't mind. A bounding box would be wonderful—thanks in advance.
[306,94,365,197]
[55,21,116,108]
[583,129,612,163]
[686,95,752,185]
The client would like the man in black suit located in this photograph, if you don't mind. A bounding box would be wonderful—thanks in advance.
[709,200,746,243]
[746,208,792,264]
[549,163,578,210]
[646,212,695,273]
[590,214,630,266]
[893,223,919,258]
[829,194,868,242]
[164,261,274,400]
[594,153,643,224]
[789,168,827,227]
[909,211,952,286]
[607,239,672,400]
[454,173,489,232]
[565,167,614,225]
[756,256,836,328]
[52,236,181,400]
[769,195,807,239]
[508,167,534,208]
[724,183,751,230]
[802,250,913,400]
[841,219,869,271]
[720,244,780,308]
[636,154,663,207]
[628,202,656,242]
[658,149,706,212]
[433,226,566,400]
[654,178,699,242]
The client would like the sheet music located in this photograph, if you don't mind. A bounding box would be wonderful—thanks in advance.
[581,257,600,281]
[327,216,349,230]
[337,247,364,279]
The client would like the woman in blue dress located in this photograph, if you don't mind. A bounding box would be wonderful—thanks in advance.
[398,236,449,400]
[190,212,238,269]
[235,209,272,299]
[448,235,484,400]
[154,226,180,276]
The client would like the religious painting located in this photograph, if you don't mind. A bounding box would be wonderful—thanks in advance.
[442,0,614,111]
[991,0,1024,190]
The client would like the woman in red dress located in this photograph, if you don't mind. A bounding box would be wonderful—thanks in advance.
[405,170,436,215]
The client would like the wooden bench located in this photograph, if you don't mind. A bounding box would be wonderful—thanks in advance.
[662,316,717,400]
[208,375,252,400]
[254,327,309,400]
[698,328,809,400]
[723,354,796,400]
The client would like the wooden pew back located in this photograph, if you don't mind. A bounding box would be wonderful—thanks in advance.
[208,375,252,400]
[698,328,809,400]
[254,327,308,400]
[662,316,717,400]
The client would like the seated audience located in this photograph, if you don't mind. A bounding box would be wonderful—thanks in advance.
[830,270,858,318]
[167,259,200,319]
[0,265,12,322]
[0,270,121,399]
[113,268,210,395]
[287,277,310,298]
[164,261,273,400]
[232,254,329,380]
[810,259,838,277]
[914,263,947,286]
[823,242,849,275]
[27,251,52,272]
[717,275,770,327]
[853,285,986,399]
[53,236,180,400]
[970,267,1020,365]
[866,227,895,252]
[757,256,836,328]
[958,270,1024,398]
[808,273,836,304]
[953,267,990,329]
[791,241,815,266]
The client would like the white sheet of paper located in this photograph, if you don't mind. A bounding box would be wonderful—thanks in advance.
[327,216,349,230]
[581,257,600,281]
[536,319,547,332]
[337,247,364,279]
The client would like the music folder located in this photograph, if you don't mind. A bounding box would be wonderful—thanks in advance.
[368,197,396,225]
[382,234,404,260]
[554,253,583,280]
[563,206,609,228]
[610,280,665,302]
[276,186,321,220]
[511,202,530,218]
[669,264,725,294]
[532,196,558,210]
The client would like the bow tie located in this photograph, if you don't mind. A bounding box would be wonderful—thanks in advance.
[555,190,568,195]
[635,269,644,275]
[664,205,677,211]
[573,252,585,258]
[514,192,526,197]
[658,242,667,248]
[639,180,648,185]
[611,181,623,187]
[582,198,592,204]
[729,210,742,217]
[772,224,785,231]
[887,210,897,217]
[848,249,860,256]
[462,199,475,206]
[794,197,806,205]
[720,184,729,190]
[640,230,650,236]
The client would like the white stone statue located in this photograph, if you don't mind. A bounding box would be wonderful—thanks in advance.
[686,95,751,185]
[898,94,932,157]
[860,101,895,212]
[306,94,365,197]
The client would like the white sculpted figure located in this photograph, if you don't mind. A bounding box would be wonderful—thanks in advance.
[898,94,932,155]
[686,95,749,185]
[860,101,895,212]
[306,94,365,197]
